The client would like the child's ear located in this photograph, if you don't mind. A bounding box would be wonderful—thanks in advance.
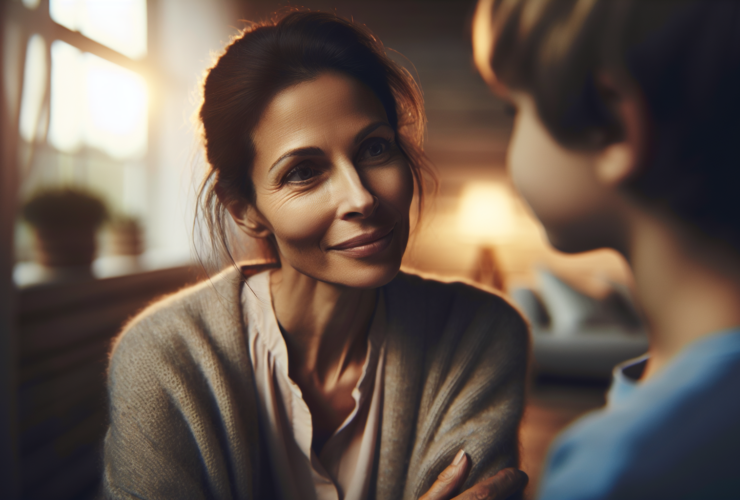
[594,75,650,188]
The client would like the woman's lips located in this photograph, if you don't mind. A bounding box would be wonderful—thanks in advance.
[329,226,395,257]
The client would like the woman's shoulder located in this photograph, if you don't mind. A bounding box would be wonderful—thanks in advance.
[110,266,245,362]
[386,269,530,350]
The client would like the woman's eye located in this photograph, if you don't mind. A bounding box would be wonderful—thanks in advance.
[285,164,317,183]
[367,141,386,157]
[359,138,392,162]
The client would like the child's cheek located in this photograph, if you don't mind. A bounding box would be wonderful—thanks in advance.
[507,102,605,241]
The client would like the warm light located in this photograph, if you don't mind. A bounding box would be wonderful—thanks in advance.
[50,0,147,59]
[84,53,148,158]
[457,182,518,243]
[48,41,84,152]
[19,35,47,142]
[48,40,148,159]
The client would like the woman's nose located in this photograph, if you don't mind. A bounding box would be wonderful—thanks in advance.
[334,163,378,220]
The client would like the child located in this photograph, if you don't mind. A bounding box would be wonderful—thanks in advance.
[465,0,740,498]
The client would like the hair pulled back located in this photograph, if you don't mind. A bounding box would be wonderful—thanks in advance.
[197,10,433,267]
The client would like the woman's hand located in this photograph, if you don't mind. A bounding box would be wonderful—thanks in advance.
[419,450,529,500]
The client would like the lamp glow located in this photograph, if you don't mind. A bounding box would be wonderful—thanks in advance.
[457,183,517,243]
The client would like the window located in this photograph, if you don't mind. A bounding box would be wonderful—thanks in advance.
[47,40,148,159]
[15,0,151,276]
[11,0,237,284]
[50,0,147,59]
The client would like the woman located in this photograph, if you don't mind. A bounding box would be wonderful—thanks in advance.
[103,10,528,500]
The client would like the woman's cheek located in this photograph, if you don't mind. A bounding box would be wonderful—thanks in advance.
[265,189,334,246]
[365,160,414,213]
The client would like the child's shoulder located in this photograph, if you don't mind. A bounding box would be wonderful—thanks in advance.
[543,330,740,498]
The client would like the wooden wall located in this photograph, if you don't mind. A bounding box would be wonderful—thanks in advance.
[16,266,201,499]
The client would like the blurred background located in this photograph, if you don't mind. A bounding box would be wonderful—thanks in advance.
[0,1,646,498]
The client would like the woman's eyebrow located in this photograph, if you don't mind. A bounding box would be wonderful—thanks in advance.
[268,122,391,172]
[354,121,392,144]
[269,146,324,172]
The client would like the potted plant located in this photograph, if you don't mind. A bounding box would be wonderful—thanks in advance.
[107,215,144,257]
[22,187,108,279]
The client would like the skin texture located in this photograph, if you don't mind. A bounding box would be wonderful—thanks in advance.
[247,72,413,289]
[228,72,414,451]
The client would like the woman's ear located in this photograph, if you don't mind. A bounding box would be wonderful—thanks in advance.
[594,74,650,188]
[215,185,273,239]
[228,202,273,239]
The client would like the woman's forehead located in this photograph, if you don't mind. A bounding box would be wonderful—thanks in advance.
[252,73,389,163]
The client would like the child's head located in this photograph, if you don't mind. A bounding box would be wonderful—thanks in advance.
[473,0,740,253]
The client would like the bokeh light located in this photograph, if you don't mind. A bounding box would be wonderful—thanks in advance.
[48,40,148,159]
[50,0,147,59]
[457,182,518,243]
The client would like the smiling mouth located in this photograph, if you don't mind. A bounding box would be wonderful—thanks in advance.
[329,226,395,257]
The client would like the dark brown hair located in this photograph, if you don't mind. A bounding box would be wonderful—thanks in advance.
[197,10,435,267]
[483,0,740,249]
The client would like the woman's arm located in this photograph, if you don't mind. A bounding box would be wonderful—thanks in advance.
[102,279,262,500]
[104,321,225,499]
[402,280,530,499]
[378,274,530,500]
[420,453,528,500]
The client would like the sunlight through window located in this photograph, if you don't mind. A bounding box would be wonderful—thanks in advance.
[84,52,148,158]
[50,0,147,59]
[48,40,83,152]
[19,35,47,142]
[48,40,148,159]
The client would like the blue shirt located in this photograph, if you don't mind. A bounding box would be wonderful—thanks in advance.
[538,329,740,500]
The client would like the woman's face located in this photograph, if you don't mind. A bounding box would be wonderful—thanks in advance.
[246,72,414,289]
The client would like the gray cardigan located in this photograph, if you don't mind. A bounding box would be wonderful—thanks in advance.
[103,268,529,500]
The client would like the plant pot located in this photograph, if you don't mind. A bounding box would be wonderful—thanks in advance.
[108,223,144,256]
[33,226,97,268]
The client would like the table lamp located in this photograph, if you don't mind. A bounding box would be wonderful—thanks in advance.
[457,182,518,290]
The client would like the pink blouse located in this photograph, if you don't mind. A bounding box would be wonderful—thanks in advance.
[242,271,386,500]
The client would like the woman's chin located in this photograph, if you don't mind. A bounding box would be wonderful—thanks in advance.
[318,234,407,289]
[328,261,402,290]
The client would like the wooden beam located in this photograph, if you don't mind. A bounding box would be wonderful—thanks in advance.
[5,0,150,76]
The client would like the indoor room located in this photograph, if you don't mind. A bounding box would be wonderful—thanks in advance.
[2,1,657,498]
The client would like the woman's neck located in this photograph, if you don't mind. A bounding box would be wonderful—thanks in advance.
[269,264,377,385]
